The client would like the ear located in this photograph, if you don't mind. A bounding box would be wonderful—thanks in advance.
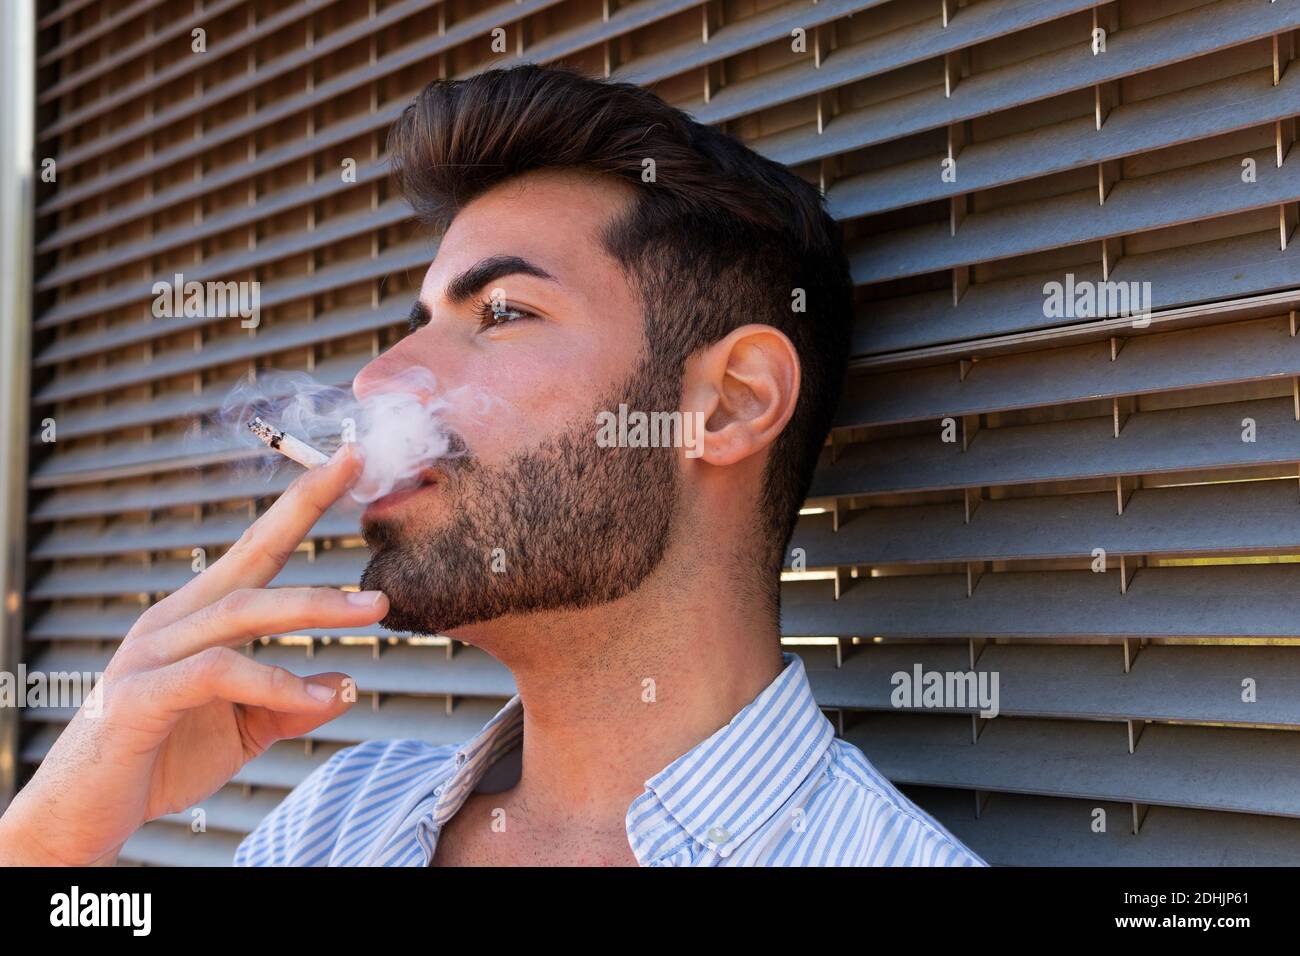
[684,324,800,467]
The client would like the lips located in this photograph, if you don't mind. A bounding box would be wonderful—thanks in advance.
[362,468,445,516]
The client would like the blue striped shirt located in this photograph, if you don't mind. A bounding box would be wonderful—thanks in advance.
[232,651,986,866]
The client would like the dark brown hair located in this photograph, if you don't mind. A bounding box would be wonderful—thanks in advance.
[387,64,853,613]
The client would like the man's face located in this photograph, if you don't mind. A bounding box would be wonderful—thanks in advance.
[353,169,682,637]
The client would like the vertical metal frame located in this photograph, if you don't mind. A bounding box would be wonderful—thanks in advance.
[0,0,35,809]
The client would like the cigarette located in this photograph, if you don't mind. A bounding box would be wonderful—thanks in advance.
[247,416,331,469]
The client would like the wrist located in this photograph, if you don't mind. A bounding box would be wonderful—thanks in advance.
[0,800,119,867]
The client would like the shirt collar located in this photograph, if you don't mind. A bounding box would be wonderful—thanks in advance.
[626,651,834,862]
[425,694,525,832]
[415,651,833,865]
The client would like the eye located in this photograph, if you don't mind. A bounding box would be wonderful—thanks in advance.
[474,297,537,332]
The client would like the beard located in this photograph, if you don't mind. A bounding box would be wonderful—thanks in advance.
[359,351,683,635]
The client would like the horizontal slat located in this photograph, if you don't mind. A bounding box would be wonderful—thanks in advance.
[228,740,346,789]
[29,508,359,559]
[857,228,1300,355]
[812,396,1300,498]
[22,729,449,792]
[28,692,508,749]
[908,786,1300,865]
[118,824,243,866]
[26,608,145,641]
[38,193,407,298]
[802,642,1300,727]
[25,641,510,699]
[35,236,429,338]
[790,480,1300,566]
[848,714,1300,818]
[33,307,391,405]
[840,315,1300,428]
[855,291,1300,373]
[157,786,285,836]
[781,564,1300,639]
[29,437,254,490]
[29,472,296,523]
[25,606,391,642]
[32,354,361,443]
[38,0,105,31]
[28,546,368,598]
[827,64,1300,221]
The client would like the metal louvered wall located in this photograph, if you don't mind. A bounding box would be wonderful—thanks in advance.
[22,0,1300,866]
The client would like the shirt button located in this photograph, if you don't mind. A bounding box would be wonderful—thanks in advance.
[707,825,730,844]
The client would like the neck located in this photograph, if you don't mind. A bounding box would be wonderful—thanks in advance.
[456,545,786,838]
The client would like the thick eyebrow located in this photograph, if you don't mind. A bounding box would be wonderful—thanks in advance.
[444,254,557,305]
[407,299,431,331]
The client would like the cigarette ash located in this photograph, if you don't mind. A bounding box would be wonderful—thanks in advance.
[246,416,284,449]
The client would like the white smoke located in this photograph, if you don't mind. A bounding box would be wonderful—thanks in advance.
[218,367,494,503]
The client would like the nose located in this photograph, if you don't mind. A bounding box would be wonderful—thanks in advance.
[353,342,426,402]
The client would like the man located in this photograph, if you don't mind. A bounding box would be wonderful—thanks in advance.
[0,65,984,867]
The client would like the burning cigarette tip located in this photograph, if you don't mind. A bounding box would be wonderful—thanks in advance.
[247,415,331,469]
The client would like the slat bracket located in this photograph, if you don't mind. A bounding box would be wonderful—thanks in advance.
[1115,475,1137,515]
[1127,718,1146,754]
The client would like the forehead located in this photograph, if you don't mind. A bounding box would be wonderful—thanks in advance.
[418,168,636,301]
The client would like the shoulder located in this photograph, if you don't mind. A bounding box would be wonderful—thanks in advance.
[816,738,988,867]
[232,738,457,866]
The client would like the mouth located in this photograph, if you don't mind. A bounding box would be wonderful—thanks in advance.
[361,467,446,518]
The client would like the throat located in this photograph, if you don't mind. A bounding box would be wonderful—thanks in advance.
[430,791,640,867]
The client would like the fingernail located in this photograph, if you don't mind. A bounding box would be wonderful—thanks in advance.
[306,682,337,702]
[346,590,384,607]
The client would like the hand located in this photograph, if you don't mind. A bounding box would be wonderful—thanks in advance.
[0,445,387,866]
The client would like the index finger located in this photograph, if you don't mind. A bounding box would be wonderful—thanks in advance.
[129,444,363,638]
